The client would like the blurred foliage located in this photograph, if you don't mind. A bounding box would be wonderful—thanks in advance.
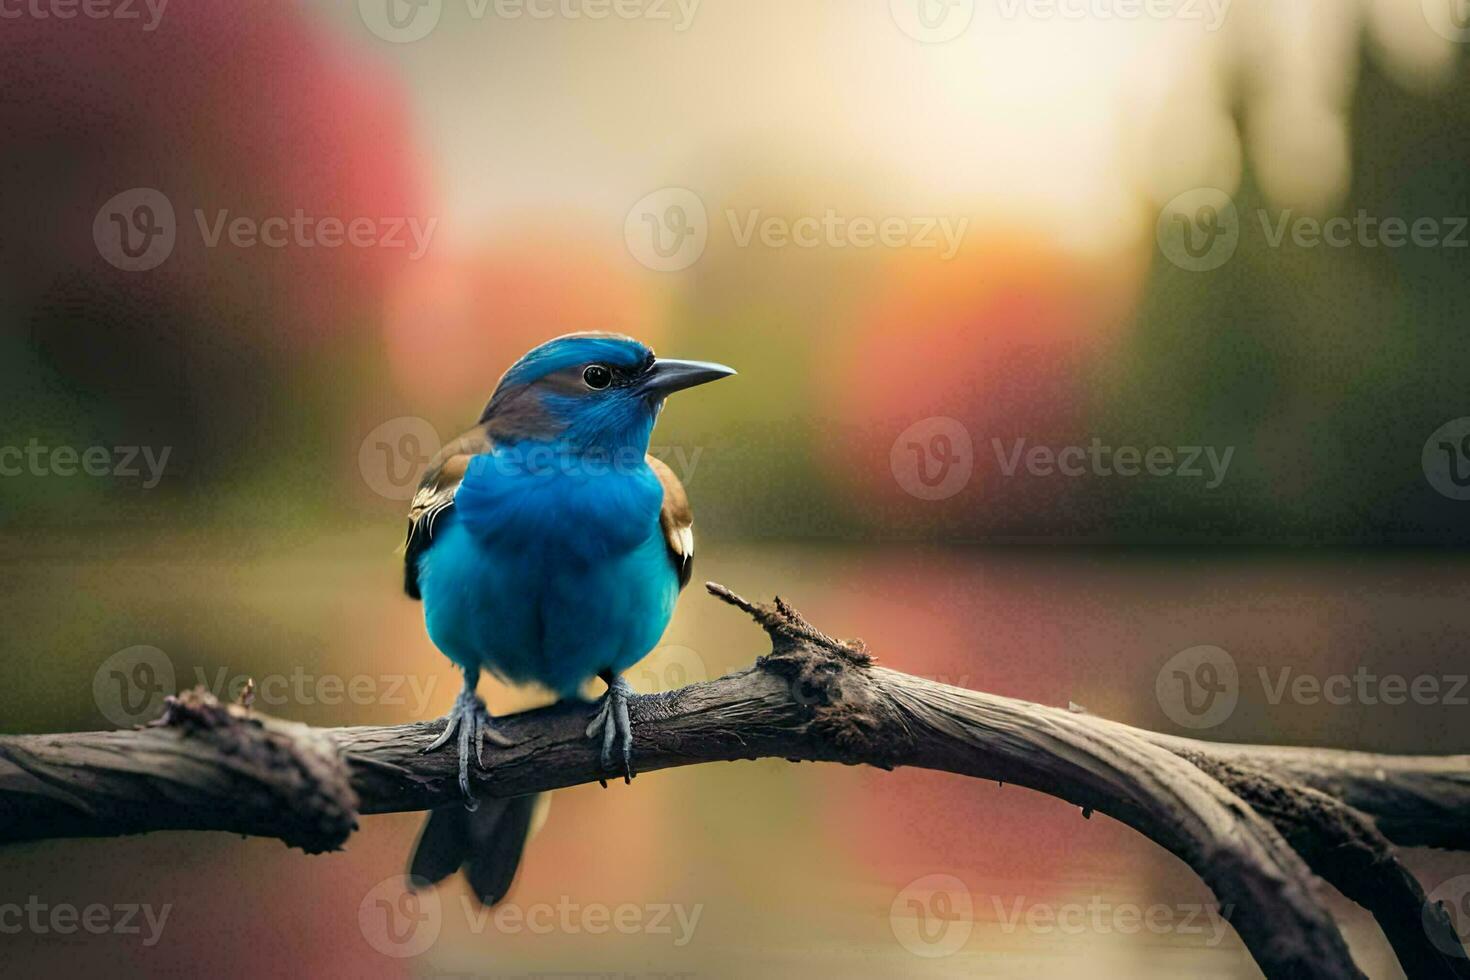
[1,8,1467,547]
[1094,58,1470,544]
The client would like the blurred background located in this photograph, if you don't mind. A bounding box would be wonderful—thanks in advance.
[3,0,1470,976]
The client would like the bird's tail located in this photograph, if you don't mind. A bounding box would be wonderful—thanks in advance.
[409,793,546,906]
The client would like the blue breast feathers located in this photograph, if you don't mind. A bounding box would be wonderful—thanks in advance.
[415,445,678,696]
[452,446,664,559]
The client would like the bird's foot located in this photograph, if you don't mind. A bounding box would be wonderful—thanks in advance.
[422,686,514,809]
[586,675,637,785]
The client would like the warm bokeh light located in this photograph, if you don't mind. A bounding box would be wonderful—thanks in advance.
[4,1,1469,977]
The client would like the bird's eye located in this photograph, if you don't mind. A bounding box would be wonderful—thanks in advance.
[583,364,612,390]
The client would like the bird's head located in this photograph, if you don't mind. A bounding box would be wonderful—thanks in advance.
[478,332,735,454]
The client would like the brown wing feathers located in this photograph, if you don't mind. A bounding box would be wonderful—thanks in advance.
[648,455,695,589]
[403,428,493,599]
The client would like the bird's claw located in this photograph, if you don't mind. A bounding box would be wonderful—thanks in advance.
[586,675,636,784]
[423,686,513,808]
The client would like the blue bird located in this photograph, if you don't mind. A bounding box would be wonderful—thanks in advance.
[402,332,734,904]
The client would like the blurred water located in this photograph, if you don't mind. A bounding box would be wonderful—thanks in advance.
[1,532,1467,977]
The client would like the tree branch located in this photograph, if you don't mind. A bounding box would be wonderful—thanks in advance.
[0,583,1464,978]
[1189,753,1470,979]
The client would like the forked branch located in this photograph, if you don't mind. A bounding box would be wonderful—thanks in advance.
[1,583,1466,978]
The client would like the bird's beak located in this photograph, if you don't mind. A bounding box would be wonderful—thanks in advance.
[641,358,737,397]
